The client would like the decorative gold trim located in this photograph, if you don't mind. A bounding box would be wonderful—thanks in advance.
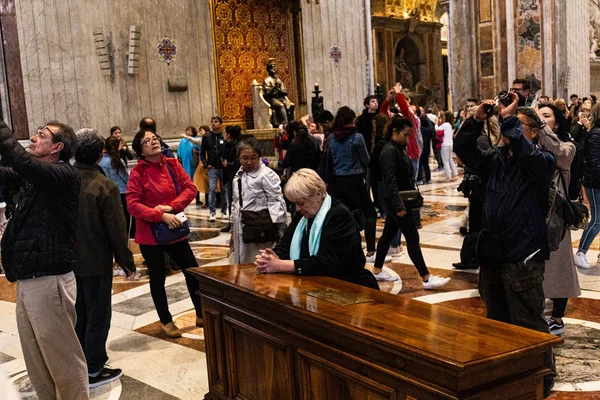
[208,0,223,118]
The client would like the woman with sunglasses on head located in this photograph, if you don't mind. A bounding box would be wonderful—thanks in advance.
[126,129,201,338]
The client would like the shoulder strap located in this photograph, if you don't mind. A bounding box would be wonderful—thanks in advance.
[238,176,243,208]
[164,162,180,195]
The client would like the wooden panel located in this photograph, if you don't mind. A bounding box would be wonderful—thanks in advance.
[224,317,294,400]
[204,309,228,396]
[299,349,396,400]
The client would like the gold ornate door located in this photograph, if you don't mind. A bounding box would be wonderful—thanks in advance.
[210,0,300,127]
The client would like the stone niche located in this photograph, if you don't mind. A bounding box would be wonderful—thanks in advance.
[371,0,445,110]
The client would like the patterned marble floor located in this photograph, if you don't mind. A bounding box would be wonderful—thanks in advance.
[1,165,600,399]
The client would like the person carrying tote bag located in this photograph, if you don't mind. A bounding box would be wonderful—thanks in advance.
[230,138,287,264]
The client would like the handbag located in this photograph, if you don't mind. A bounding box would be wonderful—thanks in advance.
[460,173,520,269]
[558,171,589,231]
[546,182,573,251]
[318,135,335,183]
[238,178,280,243]
[150,163,190,245]
[399,189,424,209]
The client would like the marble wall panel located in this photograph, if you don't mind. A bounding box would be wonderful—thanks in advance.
[301,0,368,114]
[515,0,542,85]
[14,0,218,138]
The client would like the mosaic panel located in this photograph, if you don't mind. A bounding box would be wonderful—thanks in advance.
[516,0,542,84]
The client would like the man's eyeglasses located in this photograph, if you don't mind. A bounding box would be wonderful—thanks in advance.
[34,126,54,137]
[141,136,160,146]
[510,87,526,92]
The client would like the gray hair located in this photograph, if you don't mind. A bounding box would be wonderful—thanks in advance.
[236,136,262,158]
[75,128,104,164]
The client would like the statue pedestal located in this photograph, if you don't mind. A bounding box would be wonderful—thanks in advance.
[246,128,278,165]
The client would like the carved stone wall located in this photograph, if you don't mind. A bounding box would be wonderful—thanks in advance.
[211,0,297,125]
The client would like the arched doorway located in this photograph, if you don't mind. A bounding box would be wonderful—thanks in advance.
[395,37,420,90]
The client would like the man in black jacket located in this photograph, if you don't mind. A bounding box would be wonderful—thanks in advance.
[0,120,89,399]
[74,129,137,389]
[454,95,556,397]
[200,116,226,221]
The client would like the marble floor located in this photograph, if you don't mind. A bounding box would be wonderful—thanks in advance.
[1,165,600,399]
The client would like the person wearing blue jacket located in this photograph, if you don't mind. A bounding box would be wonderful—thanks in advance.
[454,93,556,398]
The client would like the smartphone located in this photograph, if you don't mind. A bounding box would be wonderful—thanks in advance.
[175,212,188,223]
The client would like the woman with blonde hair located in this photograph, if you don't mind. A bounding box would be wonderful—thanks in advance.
[255,168,378,289]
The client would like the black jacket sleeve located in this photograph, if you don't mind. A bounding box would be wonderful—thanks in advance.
[454,117,493,180]
[200,135,209,168]
[0,166,22,190]
[380,145,405,213]
[0,120,76,192]
[102,185,135,272]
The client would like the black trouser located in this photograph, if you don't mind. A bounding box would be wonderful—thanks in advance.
[75,272,112,375]
[418,139,431,182]
[139,240,201,325]
[374,198,429,276]
[433,147,443,169]
[120,193,135,239]
[552,298,568,318]
[468,196,484,233]
[329,174,377,252]
[478,260,555,394]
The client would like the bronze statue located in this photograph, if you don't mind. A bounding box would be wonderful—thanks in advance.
[262,58,294,127]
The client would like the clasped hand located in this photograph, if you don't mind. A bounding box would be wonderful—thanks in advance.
[255,248,282,273]
[156,205,182,229]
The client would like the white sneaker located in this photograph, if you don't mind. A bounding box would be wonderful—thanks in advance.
[126,271,142,281]
[373,269,399,282]
[365,253,392,264]
[422,275,450,289]
[574,252,591,269]
[387,245,405,257]
[113,267,126,277]
[209,213,216,222]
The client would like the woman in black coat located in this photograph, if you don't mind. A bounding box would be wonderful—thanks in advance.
[255,169,378,290]
[280,121,320,174]
[372,116,450,289]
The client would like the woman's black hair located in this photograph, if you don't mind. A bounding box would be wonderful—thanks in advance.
[105,136,127,174]
[332,106,357,130]
[132,129,159,158]
[538,104,570,141]
[384,115,412,141]
[225,125,243,141]
[287,121,309,145]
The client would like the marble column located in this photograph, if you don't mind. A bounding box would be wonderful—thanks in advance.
[448,0,478,110]
[565,0,591,98]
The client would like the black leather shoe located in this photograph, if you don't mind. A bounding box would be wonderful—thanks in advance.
[220,224,231,233]
[452,262,478,270]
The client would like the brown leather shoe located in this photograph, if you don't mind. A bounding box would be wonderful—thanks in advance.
[162,322,182,338]
[196,317,204,328]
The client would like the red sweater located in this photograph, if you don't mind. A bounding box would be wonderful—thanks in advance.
[380,93,422,160]
[126,156,197,245]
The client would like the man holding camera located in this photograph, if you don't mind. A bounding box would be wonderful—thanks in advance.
[454,93,556,397]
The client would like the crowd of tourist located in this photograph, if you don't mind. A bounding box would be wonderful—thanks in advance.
[2,77,600,399]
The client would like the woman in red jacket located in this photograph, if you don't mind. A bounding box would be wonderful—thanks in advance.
[127,129,200,338]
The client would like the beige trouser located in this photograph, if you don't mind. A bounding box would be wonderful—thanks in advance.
[16,272,89,400]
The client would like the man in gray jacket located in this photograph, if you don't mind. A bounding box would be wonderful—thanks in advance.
[73,129,137,389]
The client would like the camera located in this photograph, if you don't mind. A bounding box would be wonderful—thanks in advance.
[483,103,497,118]
[497,90,512,107]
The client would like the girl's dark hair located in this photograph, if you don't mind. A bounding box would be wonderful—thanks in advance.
[225,125,243,141]
[332,106,357,130]
[237,137,263,158]
[186,126,198,137]
[110,126,121,136]
[538,104,570,141]
[105,136,126,173]
[373,114,390,138]
[287,121,309,145]
[443,111,455,126]
[384,116,412,141]
[199,125,210,134]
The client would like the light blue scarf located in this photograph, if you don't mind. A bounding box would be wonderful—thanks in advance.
[290,195,332,260]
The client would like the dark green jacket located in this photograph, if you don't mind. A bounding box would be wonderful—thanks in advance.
[74,163,134,276]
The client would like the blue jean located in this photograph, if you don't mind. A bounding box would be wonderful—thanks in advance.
[578,186,600,252]
[208,168,226,214]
